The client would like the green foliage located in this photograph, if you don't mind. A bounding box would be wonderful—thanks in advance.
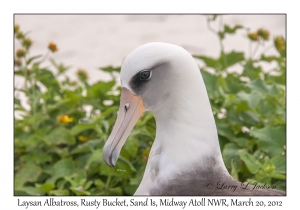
[14,16,286,196]
[194,16,286,190]
[14,24,154,196]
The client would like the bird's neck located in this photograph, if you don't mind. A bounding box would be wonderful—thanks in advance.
[135,73,229,195]
[153,86,228,173]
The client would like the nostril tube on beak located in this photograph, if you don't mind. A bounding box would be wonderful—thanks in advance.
[125,103,129,112]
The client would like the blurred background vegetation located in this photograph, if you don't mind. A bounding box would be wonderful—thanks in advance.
[14,15,286,195]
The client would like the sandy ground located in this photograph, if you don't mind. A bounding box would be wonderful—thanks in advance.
[14,15,285,112]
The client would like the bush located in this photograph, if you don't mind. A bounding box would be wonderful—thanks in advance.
[14,16,286,195]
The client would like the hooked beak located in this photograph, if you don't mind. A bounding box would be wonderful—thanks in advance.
[103,87,145,167]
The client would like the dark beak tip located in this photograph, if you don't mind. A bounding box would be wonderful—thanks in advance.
[103,143,119,168]
[103,158,115,168]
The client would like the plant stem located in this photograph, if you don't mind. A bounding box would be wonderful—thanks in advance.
[249,41,252,60]
[260,45,273,56]
[106,176,111,187]
[39,50,50,63]
[252,42,261,59]
[206,15,224,55]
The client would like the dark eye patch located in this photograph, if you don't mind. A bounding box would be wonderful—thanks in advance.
[130,70,152,91]
[140,70,151,80]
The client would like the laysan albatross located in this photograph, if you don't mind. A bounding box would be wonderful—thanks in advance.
[103,42,285,196]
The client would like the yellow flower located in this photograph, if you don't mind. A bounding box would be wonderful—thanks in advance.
[142,147,150,163]
[247,32,260,41]
[14,59,21,66]
[257,28,270,41]
[22,38,33,49]
[16,49,26,58]
[16,32,24,39]
[274,36,285,51]
[57,115,73,123]
[14,24,20,33]
[77,69,89,80]
[48,42,58,52]
[78,135,89,142]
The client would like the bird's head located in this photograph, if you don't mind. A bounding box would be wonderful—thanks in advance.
[103,42,202,167]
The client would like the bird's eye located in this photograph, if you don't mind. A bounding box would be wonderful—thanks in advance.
[139,70,151,80]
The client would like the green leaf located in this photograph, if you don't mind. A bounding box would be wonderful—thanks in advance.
[273,180,286,191]
[122,137,139,157]
[124,185,138,195]
[84,180,93,190]
[251,126,286,157]
[46,127,75,145]
[70,123,96,136]
[14,69,25,76]
[49,189,70,196]
[35,68,60,91]
[100,66,121,73]
[218,32,225,40]
[194,56,222,70]
[56,179,68,189]
[26,55,42,65]
[215,119,235,140]
[239,150,262,174]
[270,173,286,180]
[15,162,42,189]
[46,98,72,112]
[269,84,280,95]
[208,14,219,21]
[257,99,276,117]
[261,156,275,173]
[63,90,83,103]
[222,143,241,172]
[100,106,119,118]
[271,156,286,174]
[225,74,242,94]
[246,79,269,93]
[239,110,260,125]
[242,61,261,79]
[71,139,101,155]
[86,149,103,167]
[70,187,91,195]
[52,159,75,181]
[230,159,239,180]
[232,137,249,148]
[221,51,244,69]
[195,51,244,71]
[100,159,133,179]
[36,183,55,193]
[94,179,105,188]
[87,81,115,98]
[217,77,228,92]
[16,187,45,195]
[49,58,70,75]
[200,69,218,95]
[260,55,282,63]
[103,187,123,195]
[20,152,52,164]
[224,25,243,34]
[237,91,263,108]
[14,190,29,196]
[129,178,141,186]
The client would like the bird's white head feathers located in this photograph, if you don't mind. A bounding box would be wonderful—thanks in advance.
[103,42,228,195]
